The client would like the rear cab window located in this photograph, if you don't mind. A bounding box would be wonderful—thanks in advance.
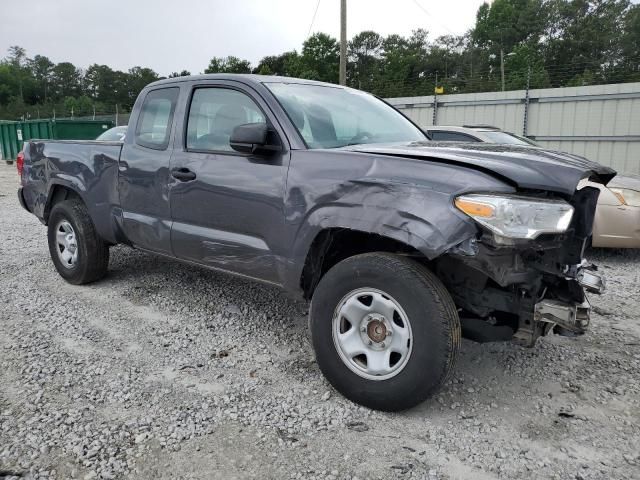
[135,87,180,150]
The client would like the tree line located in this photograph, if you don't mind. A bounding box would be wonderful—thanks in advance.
[0,0,638,120]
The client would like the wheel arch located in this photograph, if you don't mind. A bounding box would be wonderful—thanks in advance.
[44,182,84,224]
[299,227,428,300]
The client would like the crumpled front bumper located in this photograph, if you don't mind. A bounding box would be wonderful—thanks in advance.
[533,267,605,335]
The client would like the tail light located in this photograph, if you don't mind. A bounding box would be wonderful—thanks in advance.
[16,151,24,178]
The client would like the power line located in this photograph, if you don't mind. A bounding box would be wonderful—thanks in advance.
[411,0,457,36]
[307,0,322,38]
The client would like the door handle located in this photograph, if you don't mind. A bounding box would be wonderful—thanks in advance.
[171,168,196,181]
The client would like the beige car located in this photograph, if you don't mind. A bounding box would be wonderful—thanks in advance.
[590,174,640,248]
[425,126,640,248]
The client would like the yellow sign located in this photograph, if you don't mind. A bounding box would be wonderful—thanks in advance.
[435,86,444,94]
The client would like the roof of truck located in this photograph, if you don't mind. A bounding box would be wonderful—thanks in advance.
[148,74,341,88]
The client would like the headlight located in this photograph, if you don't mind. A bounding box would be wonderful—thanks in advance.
[610,187,640,207]
[455,194,574,239]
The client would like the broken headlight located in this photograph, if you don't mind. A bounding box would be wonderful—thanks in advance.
[455,194,574,239]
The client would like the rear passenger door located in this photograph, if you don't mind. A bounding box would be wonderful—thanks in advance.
[118,86,180,254]
[168,82,290,284]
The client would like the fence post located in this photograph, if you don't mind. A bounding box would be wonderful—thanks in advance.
[115,104,119,126]
[523,66,531,136]
[432,72,439,126]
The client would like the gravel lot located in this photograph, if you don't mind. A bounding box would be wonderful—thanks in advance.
[1,162,639,480]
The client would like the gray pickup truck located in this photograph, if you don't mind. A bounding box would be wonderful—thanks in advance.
[17,74,612,411]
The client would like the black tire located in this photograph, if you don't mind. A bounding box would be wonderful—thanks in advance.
[310,252,460,411]
[47,198,109,284]
[5,160,14,165]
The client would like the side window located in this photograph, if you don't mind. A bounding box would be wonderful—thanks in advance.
[135,87,179,150]
[430,131,479,142]
[186,88,266,152]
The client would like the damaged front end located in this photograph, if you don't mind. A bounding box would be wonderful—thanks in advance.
[436,185,605,347]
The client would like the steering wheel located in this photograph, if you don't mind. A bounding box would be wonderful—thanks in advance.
[348,131,374,144]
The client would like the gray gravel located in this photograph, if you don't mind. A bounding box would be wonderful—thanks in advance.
[1,163,639,480]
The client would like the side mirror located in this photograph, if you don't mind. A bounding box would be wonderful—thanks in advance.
[230,123,281,154]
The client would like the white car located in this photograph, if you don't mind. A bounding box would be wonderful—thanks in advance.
[425,124,539,146]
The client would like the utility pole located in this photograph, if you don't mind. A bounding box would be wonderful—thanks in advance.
[500,48,505,92]
[339,0,347,86]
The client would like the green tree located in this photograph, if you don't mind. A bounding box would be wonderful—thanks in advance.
[473,0,547,51]
[471,0,548,91]
[543,0,631,86]
[7,46,27,102]
[254,51,301,76]
[85,64,129,105]
[0,62,19,105]
[50,62,83,100]
[168,70,191,77]
[619,4,640,81]
[348,31,383,90]
[504,44,550,89]
[125,67,160,106]
[378,30,432,97]
[300,33,339,82]
[28,55,54,103]
[204,56,252,74]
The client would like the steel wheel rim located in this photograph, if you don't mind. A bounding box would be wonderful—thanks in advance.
[55,220,79,268]
[332,287,413,381]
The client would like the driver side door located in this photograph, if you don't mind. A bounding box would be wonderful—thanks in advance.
[168,82,290,285]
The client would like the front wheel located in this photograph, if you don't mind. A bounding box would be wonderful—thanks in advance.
[310,253,460,411]
[47,198,109,284]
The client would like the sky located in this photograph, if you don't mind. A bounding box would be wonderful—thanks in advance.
[0,0,487,76]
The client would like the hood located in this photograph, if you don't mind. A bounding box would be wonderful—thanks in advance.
[344,141,616,196]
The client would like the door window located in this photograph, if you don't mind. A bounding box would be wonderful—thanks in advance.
[186,88,266,152]
[135,87,179,150]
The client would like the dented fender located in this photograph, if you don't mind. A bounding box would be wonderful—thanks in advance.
[281,150,515,294]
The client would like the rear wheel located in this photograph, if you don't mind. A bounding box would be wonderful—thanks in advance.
[47,199,109,284]
[310,252,460,411]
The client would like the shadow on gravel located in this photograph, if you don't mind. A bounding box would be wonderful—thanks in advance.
[101,244,640,414]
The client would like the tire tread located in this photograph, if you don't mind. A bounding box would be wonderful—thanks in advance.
[47,198,109,284]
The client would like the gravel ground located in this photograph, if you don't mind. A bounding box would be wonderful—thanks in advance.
[0,162,639,480]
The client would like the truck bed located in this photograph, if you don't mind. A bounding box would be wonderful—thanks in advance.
[20,139,123,243]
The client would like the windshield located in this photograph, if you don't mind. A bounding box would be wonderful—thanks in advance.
[96,126,127,141]
[265,83,426,149]
[481,131,539,146]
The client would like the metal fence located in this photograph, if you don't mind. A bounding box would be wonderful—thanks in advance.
[386,82,640,175]
[55,113,131,127]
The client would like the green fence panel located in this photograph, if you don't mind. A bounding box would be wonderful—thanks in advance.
[1,119,113,161]
[52,120,113,140]
[0,122,20,160]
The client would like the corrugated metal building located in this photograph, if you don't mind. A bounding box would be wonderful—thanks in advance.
[386,82,640,174]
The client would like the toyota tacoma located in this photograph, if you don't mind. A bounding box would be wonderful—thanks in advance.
[17,74,612,411]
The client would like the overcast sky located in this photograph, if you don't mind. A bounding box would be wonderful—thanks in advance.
[1,0,487,76]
